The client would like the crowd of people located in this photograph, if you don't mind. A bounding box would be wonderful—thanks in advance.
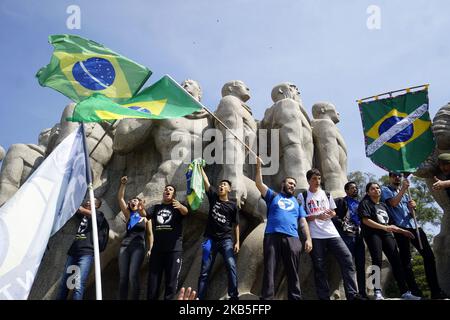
[57,153,450,300]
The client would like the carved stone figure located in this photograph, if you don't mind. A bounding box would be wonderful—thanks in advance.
[311,102,348,198]
[0,127,54,206]
[260,82,313,192]
[0,145,5,162]
[415,102,450,295]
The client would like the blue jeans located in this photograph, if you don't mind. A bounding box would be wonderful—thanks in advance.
[341,233,366,296]
[198,238,238,300]
[57,254,94,300]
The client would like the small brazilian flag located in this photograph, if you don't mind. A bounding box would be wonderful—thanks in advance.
[186,159,206,211]
[67,75,203,122]
[36,34,151,103]
[358,88,435,173]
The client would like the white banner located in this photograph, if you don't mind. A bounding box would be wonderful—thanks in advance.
[0,125,87,300]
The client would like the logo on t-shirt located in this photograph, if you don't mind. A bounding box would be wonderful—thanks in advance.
[156,208,173,225]
[376,208,389,225]
[212,203,227,224]
[277,198,295,211]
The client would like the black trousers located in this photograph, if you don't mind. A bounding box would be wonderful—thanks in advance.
[147,250,182,300]
[261,233,302,300]
[394,227,441,295]
[363,231,408,294]
[118,243,145,300]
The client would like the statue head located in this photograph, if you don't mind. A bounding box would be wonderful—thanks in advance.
[271,82,302,104]
[0,145,5,162]
[312,101,340,124]
[221,80,250,102]
[432,103,450,150]
[181,79,202,102]
[38,127,53,148]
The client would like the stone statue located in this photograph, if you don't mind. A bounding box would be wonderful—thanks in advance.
[311,102,348,198]
[260,82,313,192]
[0,126,54,206]
[415,102,450,295]
[0,145,5,162]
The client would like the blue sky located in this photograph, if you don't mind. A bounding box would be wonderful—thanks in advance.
[1,0,449,179]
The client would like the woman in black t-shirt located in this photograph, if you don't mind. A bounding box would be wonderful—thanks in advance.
[117,176,151,300]
[358,182,420,300]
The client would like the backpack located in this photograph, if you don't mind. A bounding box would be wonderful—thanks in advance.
[97,215,110,252]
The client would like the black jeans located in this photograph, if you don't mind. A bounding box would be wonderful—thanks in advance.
[310,237,358,300]
[261,233,302,300]
[118,242,145,299]
[363,231,408,294]
[147,250,183,300]
[341,233,366,296]
[394,227,441,296]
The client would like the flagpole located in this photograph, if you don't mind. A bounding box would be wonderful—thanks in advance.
[80,123,103,300]
[356,84,429,103]
[165,74,263,164]
[404,174,423,250]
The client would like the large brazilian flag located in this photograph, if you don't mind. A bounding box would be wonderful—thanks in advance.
[358,88,435,173]
[67,75,203,122]
[36,34,151,103]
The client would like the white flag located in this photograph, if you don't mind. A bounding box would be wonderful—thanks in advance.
[0,125,87,300]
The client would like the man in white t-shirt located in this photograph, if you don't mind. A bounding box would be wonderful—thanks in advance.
[298,168,361,300]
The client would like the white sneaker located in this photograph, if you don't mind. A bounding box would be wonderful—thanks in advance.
[374,289,385,300]
[401,291,421,300]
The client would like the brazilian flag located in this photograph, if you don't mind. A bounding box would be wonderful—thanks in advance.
[67,75,203,122]
[186,159,206,211]
[36,34,151,102]
[358,88,435,173]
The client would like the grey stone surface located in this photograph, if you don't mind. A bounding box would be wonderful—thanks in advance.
[261,82,313,192]
[311,102,348,198]
[0,145,5,162]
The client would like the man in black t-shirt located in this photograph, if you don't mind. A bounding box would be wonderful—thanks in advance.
[146,184,188,300]
[197,167,240,300]
[56,198,108,300]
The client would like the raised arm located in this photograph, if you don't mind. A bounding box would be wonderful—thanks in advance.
[201,166,211,192]
[255,156,268,197]
[78,205,91,216]
[387,179,409,208]
[118,176,130,220]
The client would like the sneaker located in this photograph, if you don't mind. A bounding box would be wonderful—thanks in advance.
[374,289,384,300]
[401,291,421,300]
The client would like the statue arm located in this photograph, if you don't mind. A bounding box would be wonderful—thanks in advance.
[313,120,341,176]
[113,119,153,154]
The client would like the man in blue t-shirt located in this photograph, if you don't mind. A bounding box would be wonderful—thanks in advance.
[255,157,312,300]
[382,172,447,299]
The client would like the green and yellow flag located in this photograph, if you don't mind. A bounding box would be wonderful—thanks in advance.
[358,87,435,173]
[186,159,206,211]
[36,34,151,102]
[67,75,203,122]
